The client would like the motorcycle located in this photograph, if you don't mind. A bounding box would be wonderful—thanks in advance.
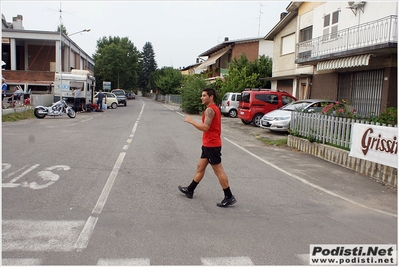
[34,98,76,119]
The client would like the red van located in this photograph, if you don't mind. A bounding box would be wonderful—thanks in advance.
[238,89,297,126]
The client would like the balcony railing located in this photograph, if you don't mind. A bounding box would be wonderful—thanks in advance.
[296,15,397,63]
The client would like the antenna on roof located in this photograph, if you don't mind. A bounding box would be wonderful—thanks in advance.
[257,2,263,37]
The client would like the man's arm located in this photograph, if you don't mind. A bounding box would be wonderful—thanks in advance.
[184,107,215,132]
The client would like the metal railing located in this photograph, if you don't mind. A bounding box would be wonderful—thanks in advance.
[296,15,397,63]
[290,112,396,150]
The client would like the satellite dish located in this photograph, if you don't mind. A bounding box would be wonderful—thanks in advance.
[348,1,355,6]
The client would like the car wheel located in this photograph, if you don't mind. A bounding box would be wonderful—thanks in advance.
[241,119,251,125]
[252,114,263,127]
[229,109,238,118]
[111,102,117,109]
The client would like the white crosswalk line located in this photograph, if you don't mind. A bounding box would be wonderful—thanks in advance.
[2,258,42,265]
[201,256,254,265]
[2,220,85,252]
[97,258,150,265]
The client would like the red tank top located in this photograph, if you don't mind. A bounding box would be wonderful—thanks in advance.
[202,104,222,147]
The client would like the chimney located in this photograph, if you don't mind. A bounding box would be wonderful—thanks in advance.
[12,15,24,30]
[224,37,229,42]
[280,12,288,20]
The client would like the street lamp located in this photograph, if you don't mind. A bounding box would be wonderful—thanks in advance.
[68,28,91,37]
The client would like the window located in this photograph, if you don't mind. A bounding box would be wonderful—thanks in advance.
[300,26,313,42]
[282,96,296,105]
[281,33,295,55]
[323,11,339,41]
[324,14,330,27]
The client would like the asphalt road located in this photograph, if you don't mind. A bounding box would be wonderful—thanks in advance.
[2,97,397,265]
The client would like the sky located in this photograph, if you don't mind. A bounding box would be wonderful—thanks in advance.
[1,1,290,69]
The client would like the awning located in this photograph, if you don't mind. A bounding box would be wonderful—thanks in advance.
[316,54,371,71]
[195,46,231,74]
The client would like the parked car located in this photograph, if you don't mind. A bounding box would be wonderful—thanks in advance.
[111,89,127,106]
[238,89,297,127]
[220,92,241,118]
[260,99,337,132]
[126,92,136,100]
[93,92,118,109]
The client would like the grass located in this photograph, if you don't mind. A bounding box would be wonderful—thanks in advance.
[256,136,288,146]
[2,109,35,122]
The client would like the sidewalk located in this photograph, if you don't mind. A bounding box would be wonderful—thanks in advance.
[2,105,33,115]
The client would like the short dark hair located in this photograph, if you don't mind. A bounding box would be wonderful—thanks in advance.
[203,88,216,99]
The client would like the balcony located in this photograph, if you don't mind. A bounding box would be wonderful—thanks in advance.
[296,15,397,64]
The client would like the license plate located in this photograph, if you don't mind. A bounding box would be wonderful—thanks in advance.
[240,111,244,115]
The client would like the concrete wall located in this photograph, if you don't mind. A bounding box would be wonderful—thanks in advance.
[287,135,397,188]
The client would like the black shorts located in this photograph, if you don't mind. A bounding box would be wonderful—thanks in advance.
[201,146,222,165]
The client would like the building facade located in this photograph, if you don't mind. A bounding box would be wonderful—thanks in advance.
[194,37,274,82]
[1,14,94,95]
[265,1,397,117]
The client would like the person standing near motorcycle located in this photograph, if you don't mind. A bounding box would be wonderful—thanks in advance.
[97,89,104,112]
[72,87,82,113]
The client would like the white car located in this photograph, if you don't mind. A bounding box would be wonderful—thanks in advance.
[220,92,241,118]
[93,92,118,109]
[260,99,337,132]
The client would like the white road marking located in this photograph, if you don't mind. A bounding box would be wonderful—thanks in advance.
[75,100,146,251]
[74,215,99,251]
[2,220,84,252]
[224,137,397,218]
[2,258,42,265]
[2,163,11,172]
[97,258,150,265]
[3,164,40,187]
[201,256,254,265]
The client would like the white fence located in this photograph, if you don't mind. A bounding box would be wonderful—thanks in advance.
[290,112,397,150]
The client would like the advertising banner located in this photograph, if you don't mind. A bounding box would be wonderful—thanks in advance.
[349,123,397,168]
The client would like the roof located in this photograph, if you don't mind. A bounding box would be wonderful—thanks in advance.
[198,37,263,57]
[264,2,302,40]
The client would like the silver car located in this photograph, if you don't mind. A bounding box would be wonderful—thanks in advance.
[260,99,336,132]
[220,92,241,118]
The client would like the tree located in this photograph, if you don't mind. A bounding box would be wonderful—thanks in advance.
[180,74,208,114]
[139,42,157,94]
[154,67,183,95]
[57,24,68,35]
[93,36,140,91]
[218,54,272,98]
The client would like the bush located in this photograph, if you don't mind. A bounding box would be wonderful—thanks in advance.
[370,107,397,126]
[180,75,207,114]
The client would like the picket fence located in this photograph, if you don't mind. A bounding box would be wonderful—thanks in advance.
[290,112,397,150]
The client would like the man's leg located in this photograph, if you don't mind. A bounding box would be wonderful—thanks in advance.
[178,158,208,198]
[211,163,237,207]
[210,163,229,189]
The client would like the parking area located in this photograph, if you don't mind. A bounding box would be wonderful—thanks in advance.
[222,117,289,141]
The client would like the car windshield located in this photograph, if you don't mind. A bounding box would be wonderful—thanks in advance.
[112,90,124,96]
[282,101,313,112]
[222,94,229,100]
